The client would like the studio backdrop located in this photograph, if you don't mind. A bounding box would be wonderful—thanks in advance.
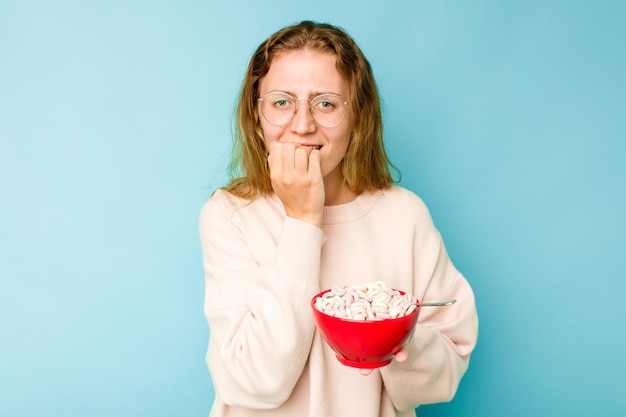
[1,1,625,416]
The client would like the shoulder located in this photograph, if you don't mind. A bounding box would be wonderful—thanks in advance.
[381,185,425,204]
[199,189,254,226]
[376,185,431,217]
[200,189,281,226]
[202,188,249,213]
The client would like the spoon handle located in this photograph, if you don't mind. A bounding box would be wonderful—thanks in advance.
[413,299,457,307]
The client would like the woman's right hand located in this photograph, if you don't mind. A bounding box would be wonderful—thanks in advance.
[268,141,325,227]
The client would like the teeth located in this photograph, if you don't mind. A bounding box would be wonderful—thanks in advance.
[307,145,322,150]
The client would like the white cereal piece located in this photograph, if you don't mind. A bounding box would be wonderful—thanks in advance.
[315,281,417,321]
[372,291,389,303]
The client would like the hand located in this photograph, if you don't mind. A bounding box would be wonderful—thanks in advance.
[359,348,409,376]
[267,142,325,226]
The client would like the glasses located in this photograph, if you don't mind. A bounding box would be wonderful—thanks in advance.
[258,92,351,128]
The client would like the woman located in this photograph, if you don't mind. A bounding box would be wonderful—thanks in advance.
[199,20,478,417]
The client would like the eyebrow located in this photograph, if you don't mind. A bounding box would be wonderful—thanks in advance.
[265,89,342,98]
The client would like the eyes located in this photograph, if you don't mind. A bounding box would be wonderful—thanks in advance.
[258,92,351,128]
[317,99,336,111]
[271,94,339,112]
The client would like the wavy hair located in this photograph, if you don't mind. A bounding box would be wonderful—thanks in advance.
[223,20,398,199]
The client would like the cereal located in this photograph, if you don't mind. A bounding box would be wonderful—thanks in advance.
[314,281,417,320]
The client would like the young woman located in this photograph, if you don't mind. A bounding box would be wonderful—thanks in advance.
[199,20,478,417]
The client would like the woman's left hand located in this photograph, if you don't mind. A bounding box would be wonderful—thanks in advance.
[359,348,409,376]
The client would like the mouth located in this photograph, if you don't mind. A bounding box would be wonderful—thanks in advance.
[304,145,322,150]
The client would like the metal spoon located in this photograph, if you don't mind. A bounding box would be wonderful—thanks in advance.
[412,299,457,307]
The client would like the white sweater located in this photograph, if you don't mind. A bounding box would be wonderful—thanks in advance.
[199,185,478,417]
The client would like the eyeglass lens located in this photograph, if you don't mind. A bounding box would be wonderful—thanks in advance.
[259,93,348,128]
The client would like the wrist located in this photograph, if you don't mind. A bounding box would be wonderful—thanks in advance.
[286,211,322,227]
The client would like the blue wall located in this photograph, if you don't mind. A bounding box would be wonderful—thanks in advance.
[1,1,625,416]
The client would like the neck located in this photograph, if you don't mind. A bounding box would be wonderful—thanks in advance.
[324,172,357,206]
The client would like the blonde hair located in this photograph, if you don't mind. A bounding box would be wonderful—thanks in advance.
[224,20,398,199]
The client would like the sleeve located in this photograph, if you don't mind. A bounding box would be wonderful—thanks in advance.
[199,193,324,409]
[379,195,479,411]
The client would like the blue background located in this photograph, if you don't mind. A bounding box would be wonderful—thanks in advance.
[1,1,625,416]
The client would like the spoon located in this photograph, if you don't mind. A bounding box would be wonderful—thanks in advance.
[412,299,457,307]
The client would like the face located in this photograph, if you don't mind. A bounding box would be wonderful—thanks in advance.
[258,49,354,181]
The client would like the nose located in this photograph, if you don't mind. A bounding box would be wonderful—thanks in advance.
[290,99,317,134]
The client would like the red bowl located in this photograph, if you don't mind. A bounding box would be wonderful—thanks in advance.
[311,289,420,368]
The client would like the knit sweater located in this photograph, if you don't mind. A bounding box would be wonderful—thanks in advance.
[199,185,478,417]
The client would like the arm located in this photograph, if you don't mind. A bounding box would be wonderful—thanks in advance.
[199,193,323,409]
[379,199,479,411]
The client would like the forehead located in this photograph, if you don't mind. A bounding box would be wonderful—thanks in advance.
[259,49,349,96]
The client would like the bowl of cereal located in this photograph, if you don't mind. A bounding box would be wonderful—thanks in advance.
[311,281,420,369]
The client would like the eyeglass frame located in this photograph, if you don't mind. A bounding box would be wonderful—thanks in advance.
[257,92,352,128]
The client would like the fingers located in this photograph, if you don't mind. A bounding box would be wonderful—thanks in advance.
[394,349,408,363]
[359,349,409,376]
[266,142,325,225]
[293,145,311,173]
[268,142,320,179]
[308,148,322,178]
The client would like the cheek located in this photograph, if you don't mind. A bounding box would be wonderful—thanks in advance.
[332,128,353,154]
[336,116,355,150]
[320,132,351,169]
[259,121,282,146]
